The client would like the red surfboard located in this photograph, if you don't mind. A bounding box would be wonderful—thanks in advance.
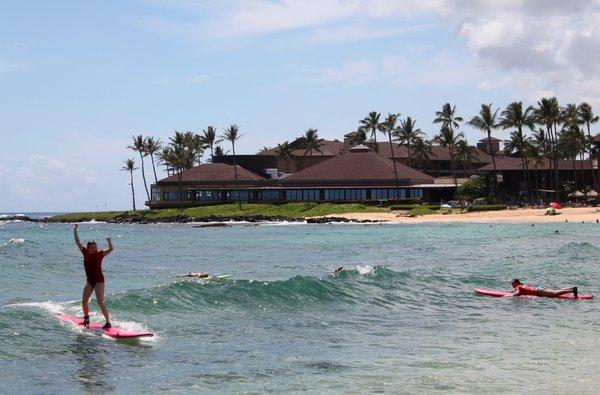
[57,314,154,338]
[474,288,593,300]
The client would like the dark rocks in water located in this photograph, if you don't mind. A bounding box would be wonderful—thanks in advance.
[29,213,383,225]
[1,215,39,222]
[194,223,229,228]
[306,216,382,224]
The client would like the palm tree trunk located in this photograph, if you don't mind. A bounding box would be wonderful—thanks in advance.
[150,153,158,183]
[580,153,586,188]
[553,123,560,201]
[407,142,412,168]
[139,152,150,201]
[523,156,532,203]
[388,133,400,201]
[178,171,183,210]
[586,122,597,188]
[232,143,241,210]
[572,157,577,190]
[487,130,498,201]
[129,170,136,211]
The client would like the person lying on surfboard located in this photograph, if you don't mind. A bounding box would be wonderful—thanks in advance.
[511,279,578,298]
[73,224,113,329]
[178,272,209,278]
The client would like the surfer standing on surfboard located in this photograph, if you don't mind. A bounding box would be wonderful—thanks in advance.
[73,224,113,329]
[511,279,578,298]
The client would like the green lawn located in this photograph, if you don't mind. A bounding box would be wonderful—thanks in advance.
[49,203,388,222]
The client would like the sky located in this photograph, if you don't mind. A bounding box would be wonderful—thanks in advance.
[1,0,600,212]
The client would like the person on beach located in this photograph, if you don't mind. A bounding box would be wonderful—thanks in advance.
[73,224,113,329]
[511,279,578,298]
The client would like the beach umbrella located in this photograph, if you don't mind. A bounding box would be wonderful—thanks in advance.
[586,190,599,197]
[549,202,562,209]
[441,203,452,209]
[568,190,585,198]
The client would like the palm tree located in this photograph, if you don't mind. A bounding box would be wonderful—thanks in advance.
[504,131,534,201]
[455,140,477,178]
[128,135,150,202]
[144,137,162,183]
[433,103,463,133]
[298,128,324,167]
[213,145,229,157]
[467,103,500,199]
[381,113,401,200]
[120,158,138,210]
[500,101,535,202]
[395,116,423,167]
[159,146,194,209]
[578,103,599,189]
[200,125,222,162]
[534,97,561,200]
[276,141,293,172]
[433,125,464,187]
[222,124,244,210]
[350,128,368,146]
[411,137,436,172]
[359,111,383,149]
[532,127,551,194]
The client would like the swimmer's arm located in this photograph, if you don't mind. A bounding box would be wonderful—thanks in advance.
[513,286,522,296]
[73,224,84,251]
[103,237,113,256]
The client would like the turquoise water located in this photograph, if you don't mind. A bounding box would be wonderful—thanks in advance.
[1,219,600,393]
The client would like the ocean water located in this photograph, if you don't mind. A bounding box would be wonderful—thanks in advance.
[1,219,600,393]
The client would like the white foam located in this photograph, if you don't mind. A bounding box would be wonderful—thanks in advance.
[8,238,25,244]
[8,300,67,315]
[356,265,375,275]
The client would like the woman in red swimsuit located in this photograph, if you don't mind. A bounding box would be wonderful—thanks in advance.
[73,224,114,329]
[511,279,578,298]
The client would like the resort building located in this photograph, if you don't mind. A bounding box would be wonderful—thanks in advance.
[147,132,600,208]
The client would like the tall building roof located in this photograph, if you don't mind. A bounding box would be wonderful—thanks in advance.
[281,150,434,186]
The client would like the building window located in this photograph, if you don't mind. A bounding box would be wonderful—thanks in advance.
[151,186,160,201]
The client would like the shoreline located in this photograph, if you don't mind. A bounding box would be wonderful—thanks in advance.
[321,207,600,224]
[4,206,600,225]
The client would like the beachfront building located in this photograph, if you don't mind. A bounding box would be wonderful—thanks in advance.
[478,156,595,201]
[147,145,459,208]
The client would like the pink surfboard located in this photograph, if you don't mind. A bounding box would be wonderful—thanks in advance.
[57,314,154,338]
[474,288,593,300]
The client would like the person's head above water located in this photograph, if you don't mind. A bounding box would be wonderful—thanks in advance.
[511,279,522,288]
[86,240,98,254]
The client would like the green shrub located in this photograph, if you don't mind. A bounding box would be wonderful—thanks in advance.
[300,202,318,212]
[408,206,439,216]
[466,205,507,212]
[391,205,440,211]
[458,176,486,200]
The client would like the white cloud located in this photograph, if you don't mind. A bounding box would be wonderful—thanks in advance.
[0,61,19,73]
[297,50,479,88]
[189,74,209,84]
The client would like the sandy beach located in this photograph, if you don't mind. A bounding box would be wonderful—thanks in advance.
[326,207,600,224]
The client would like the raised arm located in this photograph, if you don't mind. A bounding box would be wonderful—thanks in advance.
[103,236,114,256]
[73,224,84,251]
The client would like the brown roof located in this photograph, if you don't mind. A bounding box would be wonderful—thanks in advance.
[258,139,345,157]
[158,163,265,183]
[478,137,501,142]
[375,142,409,159]
[281,151,434,186]
[479,156,593,171]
